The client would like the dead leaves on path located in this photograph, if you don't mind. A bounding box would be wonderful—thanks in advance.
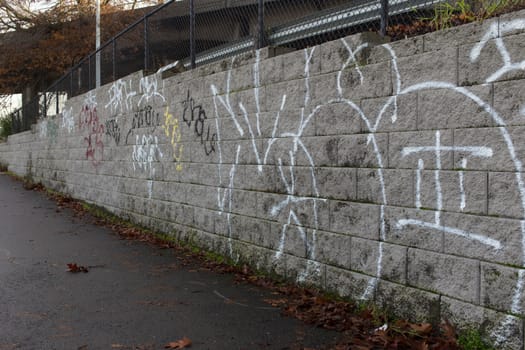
[164,337,192,349]
[66,263,88,273]
[34,181,460,349]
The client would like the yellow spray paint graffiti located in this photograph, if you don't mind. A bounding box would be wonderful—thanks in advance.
[163,106,183,171]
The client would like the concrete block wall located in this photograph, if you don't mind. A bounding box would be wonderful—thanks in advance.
[3,10,525,348]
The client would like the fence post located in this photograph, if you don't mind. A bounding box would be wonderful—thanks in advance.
[380,0,389,37]
[257,0,265,49]
[190,0,196,69]
[43,93,47,119]
[113,38,116,81]
[11,113,16,134]
[56,90,59,115]
[88,55,92,91]
[70,71,73,97]
[144,15,149,71]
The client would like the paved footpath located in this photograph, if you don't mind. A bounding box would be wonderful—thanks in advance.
[0,174,339,350]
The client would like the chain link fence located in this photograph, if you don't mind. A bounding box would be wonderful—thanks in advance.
[9,0,448,134]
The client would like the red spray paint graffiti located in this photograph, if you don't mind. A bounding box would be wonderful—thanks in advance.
[79,105,104,167]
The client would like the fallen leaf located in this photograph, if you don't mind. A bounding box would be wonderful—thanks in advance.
[67,263,88,273]
[164,337,192,349]
[410,323,432,335]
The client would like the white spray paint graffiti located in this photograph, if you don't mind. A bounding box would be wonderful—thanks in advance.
[39,120,47,138]
[105,79,137,115]
[208,20,525,345]
[397,132,499,248]
[131,134,163,199]
[138,75,165,106]
[211,48,326,279]
[60,107,74,133]
[471,19,525,83]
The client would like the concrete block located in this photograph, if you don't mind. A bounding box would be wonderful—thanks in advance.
[389,129,454,170]
[273,165,318,197]
[231,189,257,217]
[237,243,287,278]
[194,163,219,187]
[350,237,382,276]
[361,92,417,133]
[258,108,316,139]
[315,102,363,136]
[459,33,525,86]
[285,255,325,288]
[396,47,458,87]
[237,165,276,192]
[499,9,525,35]
[185,184,216,209]
[256,192,287,220]
[167,181,186,204]
[226,86,263,117]
[384,206,443,251]
[423,18,496,52]
[218,140,262,166]
[320,32,388,74]
[294,136,339,167]
[330,61,393,101]
[218,115,243,141]
[260,54,285,85]
[407,248,480,304]
[229,62,256,92]
[253,221,283,252]
[267,222,307,258]
[481,262,525,314]
[488,172,524,219]
[454,127,525,172]
[376,280,440,324]
[237,216,271,247]
[418,85,494,130]
[325,265,374,299]
[314,230,351,269]
[330,201,380,240]
[368,37,424,65]
[213,211,231,237]
[441,296,524,350]
[338,133,388,168]
[265,194,329,231]
[494,79,525,126]
[442,212,523,265]
[315,166,357,201]
[280,46,322,81]
[150,180,169,202]
[357,168,414,207]
[418,169,487,215]
[266,79,308,111]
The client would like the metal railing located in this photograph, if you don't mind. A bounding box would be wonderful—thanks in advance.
[9,0,446,133]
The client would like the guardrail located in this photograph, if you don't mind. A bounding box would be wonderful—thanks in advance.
[9,0,446,133]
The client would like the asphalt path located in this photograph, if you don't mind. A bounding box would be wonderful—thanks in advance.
[0,174,339,350]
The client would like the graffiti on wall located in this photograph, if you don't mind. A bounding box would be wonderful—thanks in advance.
[211,49,325,279]
[125,105,161,144]
[182,90,216,155]
[105,118,121,146]
[79,93,104,167]
[60,107,74,133]
[138,75,165,106]
[132,134,163,198]
[163,106,183,171]
[208,19,525,345]
[28,16,525,346]
[39,118,58,144]
[105,79,137,115]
